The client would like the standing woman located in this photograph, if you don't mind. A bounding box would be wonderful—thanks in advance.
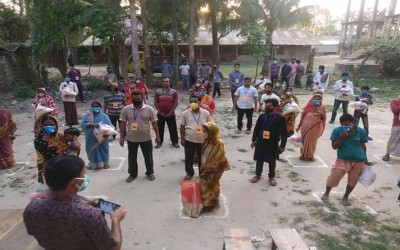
[32,88,58,137]
[296,94,326,161]
[280,87,300,137]
[0,109,17,169]
[81,101,113,170]
[59,76,79,126]
[200,122,230,210]
[34,115,68,183]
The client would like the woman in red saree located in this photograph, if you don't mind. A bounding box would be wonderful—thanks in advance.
[200,122,230,209]
[0,109,17,169]
[296,94,326,161]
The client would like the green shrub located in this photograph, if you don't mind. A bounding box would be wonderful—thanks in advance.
[82,75,107,91]
[13,85,36,98]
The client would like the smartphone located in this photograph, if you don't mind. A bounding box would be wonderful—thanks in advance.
[96,199,121,214]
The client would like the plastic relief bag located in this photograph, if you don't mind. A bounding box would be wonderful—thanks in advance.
[93,122,117,143]
[282,102,301,115]
[350,101,368,113]
[288,132,303,147]
[358,165,377,187]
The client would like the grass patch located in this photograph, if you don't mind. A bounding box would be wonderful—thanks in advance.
[278,216,289,224]
[292,189,312,196]
[287,171,300,182]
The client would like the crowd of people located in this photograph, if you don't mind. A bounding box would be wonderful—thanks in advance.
[0,58,399,249]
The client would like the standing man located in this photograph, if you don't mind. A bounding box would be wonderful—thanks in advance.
[161,60,172,82]
[198,61,211,81]
[294,59,305,88]
[250,98,287,186]
[255,72,269,102]
[59,76,79,127]
[280,61,292,88]
[154,78,180,149]
[211,65,223,98]
[321,114,371,206]
[68,64,86,103]
[329,73,354,124]
[179,60,191,90]
[313,65,330,90]
[103,82,126,142]
[382,96,400,161]
[179,95,213,180]
[288,58,298,87]
[270,59,280,84]
[104,66,117,86]
[228,63,245,108]
[189,59,199,85]
[259,83,280,112]
[234,77,258,134]
[353,86,373,140]
[119,91,160,183]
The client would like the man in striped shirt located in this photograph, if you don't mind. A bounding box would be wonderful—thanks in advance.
[103,82,126,142]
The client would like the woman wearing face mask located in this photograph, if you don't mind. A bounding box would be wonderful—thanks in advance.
[24,156,127,250]
[280,87,300,137]
[200,122,230,210]
[81,101,113,170]
[34,115,68,183]
[124,78,149,105]
[296,94,326,161]
[32,88,59,137]
[199,86,216,115]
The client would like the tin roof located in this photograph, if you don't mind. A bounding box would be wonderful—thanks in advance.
[272,30,321,46]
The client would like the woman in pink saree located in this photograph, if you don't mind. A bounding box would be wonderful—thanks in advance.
[296,94,326,161]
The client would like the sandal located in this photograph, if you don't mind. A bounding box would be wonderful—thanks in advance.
[126,176,136,183]
[249,176,261,183]
[147,174,156,181]
[103,164,110,169]
[269,178,277,186]
[382,154,390,161]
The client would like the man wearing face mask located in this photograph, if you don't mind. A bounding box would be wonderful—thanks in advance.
[321,114,371,206]
[270,60,280,84]
[198,61,210,81]
[119,91,160,183]
[179,95,213,180]
[250,98,287,186]
[68,64,86,103]
[329,73,354,124]
[103,82,126,142]
[313,65,330,90]
[59,76,79,126]
[24,156,127,250]
[259,83,280,112]
[104,66,117,86]
[234,77,258,134]
[229,63,245,108]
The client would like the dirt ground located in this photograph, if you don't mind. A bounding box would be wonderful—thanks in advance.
[1,56,400,249]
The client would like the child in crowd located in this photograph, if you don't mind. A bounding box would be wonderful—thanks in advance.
[64,127,81,156]
[354,85,373,140]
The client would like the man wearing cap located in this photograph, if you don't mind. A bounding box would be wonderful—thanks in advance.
[329,73,354,124]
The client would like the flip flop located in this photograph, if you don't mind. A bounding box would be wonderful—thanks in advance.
[249,176,261,183]
[269,178,277,186]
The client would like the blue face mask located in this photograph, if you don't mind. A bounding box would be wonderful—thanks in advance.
[360,90,368,95]
[342,77,348,82]
[43,125,56,135]
[91,107,101,114]
[312,99,320,106]
[75,175,90,192]
[64,77,71,83]
[199,90,206,96]
[130,84,136,88]
[319,69,324,73]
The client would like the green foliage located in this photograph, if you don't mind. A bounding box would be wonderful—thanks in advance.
[359,39,400,76]
[12,86,36,98]
[82,76,107,91]
[240,22,268,59]
[0,3,30,43]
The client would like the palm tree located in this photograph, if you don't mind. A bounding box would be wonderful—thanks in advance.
[241,0,313,75]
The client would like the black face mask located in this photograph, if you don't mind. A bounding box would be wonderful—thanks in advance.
[265,108,273,114]
[113,88,119,91]
[132,101,142,106]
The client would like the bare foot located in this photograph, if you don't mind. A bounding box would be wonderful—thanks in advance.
[342,198,351,206]
[321,193,329,201]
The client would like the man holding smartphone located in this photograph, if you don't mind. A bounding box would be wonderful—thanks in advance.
[24,156,127,250]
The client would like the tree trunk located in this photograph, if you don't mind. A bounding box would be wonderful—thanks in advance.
[188,3,196,64]
[210,0,219,65]
[139,0,153,86]
[118,36,128,81]
[171,0,179,86]
[110,36,121,78]
[355,0,366,39]
[369,0,379,38]
[129,0,142,79]
[261,34,271,76]
[306,48,316,72]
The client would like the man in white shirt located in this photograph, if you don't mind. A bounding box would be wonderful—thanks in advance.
[329,73,354,124]
[59,76,79,126]
[234,77,258,134]
[259,83,280,112]
[313,65,330,90]
[179,60,191,90]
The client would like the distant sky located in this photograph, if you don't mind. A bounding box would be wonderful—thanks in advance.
[300,0,400,19]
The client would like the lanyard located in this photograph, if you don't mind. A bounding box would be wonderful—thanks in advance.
[263,114,277,130]
[191,110,201,124]
[132,105,141,121]
[243,87,250,96]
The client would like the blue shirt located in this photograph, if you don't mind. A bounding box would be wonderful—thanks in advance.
[330,126,368,162]
[212,69,222,83]
[161,64,172,78]
[234,86,258,109]
[229,71,245,89]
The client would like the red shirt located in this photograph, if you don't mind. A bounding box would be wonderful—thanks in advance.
[391,99,400,127]
[154,88,178,114]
